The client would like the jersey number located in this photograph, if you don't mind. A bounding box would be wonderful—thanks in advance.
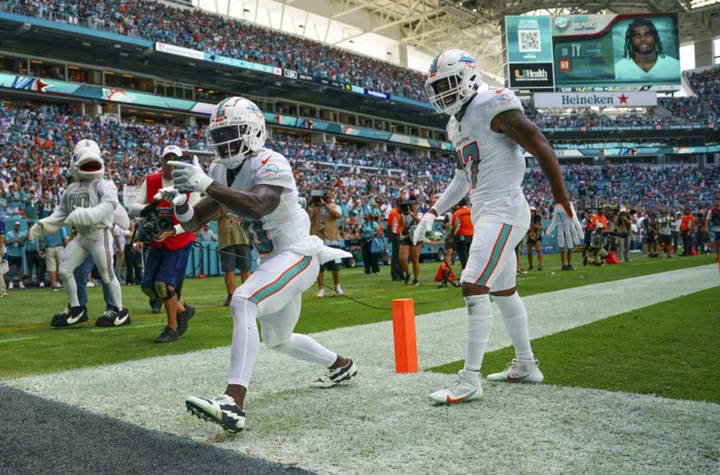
[68,193,90,211]
[459,142,481,189]
[242,220,273,255]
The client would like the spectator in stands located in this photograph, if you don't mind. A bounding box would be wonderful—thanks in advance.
[309,188,344,298]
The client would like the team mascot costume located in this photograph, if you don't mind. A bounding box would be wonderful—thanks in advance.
[30,140,129,327]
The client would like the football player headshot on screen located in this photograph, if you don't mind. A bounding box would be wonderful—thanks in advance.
[614,17,680,81]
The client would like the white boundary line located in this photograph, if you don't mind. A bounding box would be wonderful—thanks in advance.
[7,265,720,474]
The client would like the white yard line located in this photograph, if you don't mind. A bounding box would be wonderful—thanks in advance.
[0,336,37,344]
[7,265,719,474]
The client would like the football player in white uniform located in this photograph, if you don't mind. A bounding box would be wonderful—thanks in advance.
[415,50,583,404]
[161,97,357,432]
[30,140,129,327]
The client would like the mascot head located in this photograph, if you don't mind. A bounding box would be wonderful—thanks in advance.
[71,139,104,181]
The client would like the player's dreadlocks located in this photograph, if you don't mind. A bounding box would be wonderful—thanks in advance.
[624,18,665,59]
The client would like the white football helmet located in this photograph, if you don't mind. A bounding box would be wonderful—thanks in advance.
[71,139,104,181]
[425,50,482,116]
[207,97,266,169]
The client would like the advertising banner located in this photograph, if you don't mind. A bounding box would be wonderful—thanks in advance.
[533,91,657,107]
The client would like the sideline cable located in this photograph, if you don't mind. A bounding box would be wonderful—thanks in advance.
[198,244,462,311]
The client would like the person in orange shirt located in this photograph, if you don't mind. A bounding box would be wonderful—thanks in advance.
[680,208,695,256]
[451,198,473,270]
[590,208,608,232]
[387,205,404,281]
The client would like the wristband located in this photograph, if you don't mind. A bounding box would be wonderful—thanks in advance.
[175,205,195,223]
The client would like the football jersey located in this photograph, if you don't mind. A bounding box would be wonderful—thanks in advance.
[59,179,118,234]
[446,88,530,228]
[209,148,320,258]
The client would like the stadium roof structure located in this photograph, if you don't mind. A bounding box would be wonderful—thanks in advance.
[196,0,720,83]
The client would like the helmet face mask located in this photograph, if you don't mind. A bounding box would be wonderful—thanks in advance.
[425,50,481,116]
[207,97,266,169]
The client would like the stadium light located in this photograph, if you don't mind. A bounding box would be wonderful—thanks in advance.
[690,0,718,7]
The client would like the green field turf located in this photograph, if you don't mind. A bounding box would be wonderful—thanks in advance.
[431,287,720,403]
[0,254,715,378]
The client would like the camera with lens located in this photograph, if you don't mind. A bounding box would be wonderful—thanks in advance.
[310,189,326,205]
[398,198,417,215]
[134,199,175,243]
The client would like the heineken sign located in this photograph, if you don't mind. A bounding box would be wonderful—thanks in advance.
[533,91,657,108]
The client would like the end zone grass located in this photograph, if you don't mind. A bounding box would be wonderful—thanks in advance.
[431,287,720,403]
[0,254,715,378]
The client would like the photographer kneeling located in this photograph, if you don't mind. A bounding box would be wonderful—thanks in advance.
[587,221,609,265]
[129,146,200,343]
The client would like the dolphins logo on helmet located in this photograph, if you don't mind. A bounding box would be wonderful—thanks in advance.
[207,97,266,169]
[425,50,482,116]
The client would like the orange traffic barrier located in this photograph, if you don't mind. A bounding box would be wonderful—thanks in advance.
[392,298,418,373]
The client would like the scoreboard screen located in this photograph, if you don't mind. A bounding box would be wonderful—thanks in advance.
[505,13,681,93]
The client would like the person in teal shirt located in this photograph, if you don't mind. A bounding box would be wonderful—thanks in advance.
[24,220,44,287]
[41,226,68,291]
[360,214,381,275]
[5,221,27,289]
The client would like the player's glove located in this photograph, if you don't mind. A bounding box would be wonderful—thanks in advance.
[153,186,188,207]
[413,212,437,246]
[29,222,45,240]
[168,155,213,193]
[546,202,584,249]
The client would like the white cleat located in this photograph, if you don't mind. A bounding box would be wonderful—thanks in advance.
[310,359,358,388]
[185,394,245,433]
[486,359,544,383]
[428,370,483,405]
[334,285,344,296]
[317,288,326,298]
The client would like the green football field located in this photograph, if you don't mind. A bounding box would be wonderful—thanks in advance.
[0,252,717,398]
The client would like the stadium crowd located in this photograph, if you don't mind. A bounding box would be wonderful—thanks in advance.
[4,0,427,101]
[2,100,717,240]
[6,0,720,121]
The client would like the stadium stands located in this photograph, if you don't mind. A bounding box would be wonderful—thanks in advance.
[1,100,717,227]
[3,0,428,101]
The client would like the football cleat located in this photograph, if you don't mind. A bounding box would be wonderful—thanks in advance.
[186,394,245,433]
[486,359,544,383]
[428,370,483,405]
[95,308,131,327]
[51,305,89,327]
[177,304,195,336]
[310,359,358,388]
